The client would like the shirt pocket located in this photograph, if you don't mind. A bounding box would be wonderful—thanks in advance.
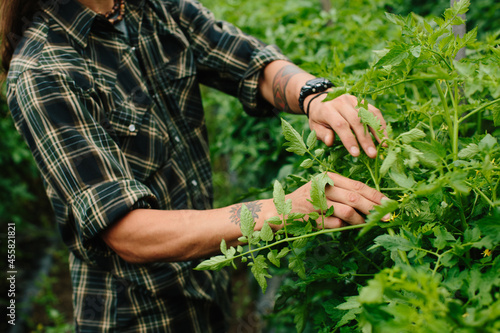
[108,97,152,138]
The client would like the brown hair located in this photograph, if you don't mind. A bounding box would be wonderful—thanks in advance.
[0,0,41,77]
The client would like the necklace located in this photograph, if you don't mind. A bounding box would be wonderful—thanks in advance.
[102,0,126,24]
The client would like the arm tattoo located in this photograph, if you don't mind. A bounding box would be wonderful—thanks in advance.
[272,65,306,112]
[229,201,263,226]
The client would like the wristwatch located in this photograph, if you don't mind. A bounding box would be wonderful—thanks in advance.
[298,78,333,114]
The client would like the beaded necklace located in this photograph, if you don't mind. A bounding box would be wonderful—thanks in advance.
[101,0,126,24]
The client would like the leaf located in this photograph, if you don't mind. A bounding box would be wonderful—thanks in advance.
[277,247,290,259]
[289,254,306,279]
[478,134,498,151]
[240,204,255,238]
[358,106,382,133]
[195,255,231,271]
[273,180,285,215]
[380,147,400,177]
[282,118,307,156]
[477,208,500,244]
[373,234,413,252]
[267,250,280,267]
[300,158,314,169]
[260,222,274,242]
[410,45,421,58]
[220,239,227,255]
[306,130,317,149]
[309,173,334,211]
[250,255,271,293]
[432,226,456,250]
[360,198,399,237]
[389,169,416,188]
[266,215,283,225]
[399,128,426,144]
[375,45,409,68]
[458,143,479,159]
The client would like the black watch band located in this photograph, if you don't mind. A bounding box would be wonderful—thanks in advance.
[298,78,333,114]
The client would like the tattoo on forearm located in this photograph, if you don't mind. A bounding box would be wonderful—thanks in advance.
[229,201,263,226]
[272,65,306,112]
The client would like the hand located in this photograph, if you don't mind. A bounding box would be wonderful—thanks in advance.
[306,93,387,158]
[286,173,387,228]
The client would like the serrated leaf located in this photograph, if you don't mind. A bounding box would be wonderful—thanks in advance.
[260,222,274,242]
[285,198,293,215]
[195,255,231,271]
[273,180,285,215]
[477,208,500,243]
[267,250,280,267]
[375,45,409,68]
[306,130,317,149]
[315,148,325,157]
[281,118,307,156]
[300,158,314,169]
[380,147,400,177]
[288,212,306,220]
[250,255,271,293]
[266,215,283,225]
[324,86,347,101]
[277,247,290,259]
[238,236,248,243]
[310,173,334,211]
[289,254,306,279]
[373,234,413,252]
[458,143,479,159]
[399,128,426,144]
[220,239,227,255]
[240,204,255,238]
[358,106,382,133]
[359,198,399,237]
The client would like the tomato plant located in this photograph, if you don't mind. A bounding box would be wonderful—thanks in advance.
[197,1,500,331]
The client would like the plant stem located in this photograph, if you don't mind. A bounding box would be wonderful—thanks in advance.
[459,98,500,123]
[435,81,455,154]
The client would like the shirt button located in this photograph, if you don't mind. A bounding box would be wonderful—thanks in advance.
[128,124,136,132]
[175,136,181,143]
[191,180,198,186]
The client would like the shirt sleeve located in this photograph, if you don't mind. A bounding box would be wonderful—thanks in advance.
[9,69,158,264]
[172,0,290,117]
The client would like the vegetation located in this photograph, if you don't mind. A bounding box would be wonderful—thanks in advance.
[1,0,498,332]
[199,0,500,331]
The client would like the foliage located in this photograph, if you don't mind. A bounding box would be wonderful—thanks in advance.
[198,0,500,331]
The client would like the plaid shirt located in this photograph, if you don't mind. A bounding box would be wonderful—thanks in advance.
[7,0,288,331]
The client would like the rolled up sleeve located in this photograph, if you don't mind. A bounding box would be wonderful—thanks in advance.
[174,0,290,116]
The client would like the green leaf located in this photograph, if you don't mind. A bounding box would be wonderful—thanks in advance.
[282,118,307,156]
[240,204,255,238]
[277,247,290,259]
[250,255,271,293]
[373,234,413,252]
[360,198,399,237]
[375,45,409,68]
[477,208,500,244]
[194,255,231,271]
[266,215,283,225]
[399,128,426,144]
[314,148,325,157]
[306,130,317,149]
[432,226,456,250]
[267,250,280,267]
[273,180,285,215]
[260,222,274,242]
[380,147,400,177]
[300,158,314,169]
[458,143,479,159]
[289,254,306,279]
[309,173,334,211]
[220,239,227,255]
[358,106,381,133]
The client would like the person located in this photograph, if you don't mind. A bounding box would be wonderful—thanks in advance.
[1,0,388,331]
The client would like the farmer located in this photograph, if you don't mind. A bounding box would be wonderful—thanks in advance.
[1,0,387,331]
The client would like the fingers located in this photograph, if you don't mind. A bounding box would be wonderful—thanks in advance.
[309,94,388,158]
[324,173,387,225]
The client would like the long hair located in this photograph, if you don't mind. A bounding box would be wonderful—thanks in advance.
[0,0,41,77]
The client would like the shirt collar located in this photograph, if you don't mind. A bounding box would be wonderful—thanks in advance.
[43,0,147,48]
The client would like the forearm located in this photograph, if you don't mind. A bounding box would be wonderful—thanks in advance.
[101,199,276,264]
[258,60,316,114]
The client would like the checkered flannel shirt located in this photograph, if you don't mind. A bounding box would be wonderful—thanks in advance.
[7,0,288,331]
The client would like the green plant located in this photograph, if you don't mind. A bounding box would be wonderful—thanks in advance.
[197,1,500,331]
